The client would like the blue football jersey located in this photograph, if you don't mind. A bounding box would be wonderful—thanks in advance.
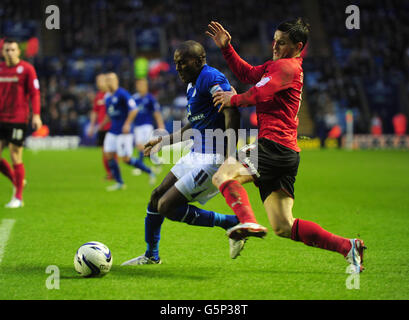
[185,64,231,154]
[105,87,138,134]
[132,93,161,127]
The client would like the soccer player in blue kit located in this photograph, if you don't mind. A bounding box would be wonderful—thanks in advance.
[121,41,243,265]
[104,72,157,191]
[131,78,165,182]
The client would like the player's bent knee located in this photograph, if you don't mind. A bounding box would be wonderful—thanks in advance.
[149,187,163,211]
[157,197,172,218]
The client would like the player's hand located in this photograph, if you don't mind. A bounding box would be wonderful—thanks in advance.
[206,21,232,49]
[144,136,163,156]
[213,87,237,113]
[32,114,43,131]
[122,123,131,134]
[87,125,94,137]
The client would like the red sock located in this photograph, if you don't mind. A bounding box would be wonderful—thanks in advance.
[13,163,25,200]
[102,152,112,177]
[219,180,258,224]
[0,159,15,185]
[291,218,352,257]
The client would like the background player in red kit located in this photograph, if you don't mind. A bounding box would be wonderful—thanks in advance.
[0,38,42,208]
[207,19,366,273]
[88,73,113,180]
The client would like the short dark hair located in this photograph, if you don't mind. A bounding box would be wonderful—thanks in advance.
[3,38,19,45]
[176,40,206,65]
[277,17,310,50]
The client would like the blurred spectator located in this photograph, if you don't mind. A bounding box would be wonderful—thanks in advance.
[370,113,383,136]
[393,113,407,136]
[2,0,408,139]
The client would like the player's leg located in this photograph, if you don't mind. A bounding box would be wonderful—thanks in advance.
[6,142,24,208]
[104,133,125,190]
[158,164,240,230]
[122,171,178,265]
[123,131,155,180]
[212,156,268,239]
[0,139,15,186]
[157,185,239,230]
[98,130,113,180]
[264,189,366,271]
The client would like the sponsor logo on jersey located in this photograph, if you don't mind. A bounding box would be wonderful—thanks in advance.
[190,113,205,122]
[256,76,271,88]
[0,77,19,82]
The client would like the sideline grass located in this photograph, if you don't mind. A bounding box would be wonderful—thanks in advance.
[0,148,408,300]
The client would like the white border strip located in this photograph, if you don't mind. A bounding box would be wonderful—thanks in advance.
[0,219,16,264]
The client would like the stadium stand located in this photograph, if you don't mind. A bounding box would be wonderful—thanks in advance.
[1,0,408,140]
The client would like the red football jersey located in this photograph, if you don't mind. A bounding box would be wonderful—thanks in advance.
[0,60,40,124]
[92,91,111,131]
[222,44,304,152]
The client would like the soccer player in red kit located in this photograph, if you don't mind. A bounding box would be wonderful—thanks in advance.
[88,73,113,180]
[0,38,42,208]
[207,19,366,272]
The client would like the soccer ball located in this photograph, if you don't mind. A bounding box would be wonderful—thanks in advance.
[74,241,113,277]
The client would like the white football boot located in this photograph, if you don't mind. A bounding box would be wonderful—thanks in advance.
[132,168,142,176]
[121,254,162,266]
[226,222,268,240]
[5,197,24,208]
[345,238,367,273]
[149,172,157,185]
[106,183,126,192]
[229,238,246,259]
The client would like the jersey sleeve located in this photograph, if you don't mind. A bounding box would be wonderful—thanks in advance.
[221,44,266,85]
[206,72,231,95]
[26,64,41,115]
[150,95,161,112]
[231,59,295,107]
[204,72,231,112]
[122,90,138,112]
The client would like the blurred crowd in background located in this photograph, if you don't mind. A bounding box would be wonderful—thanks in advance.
[1,0,408,141]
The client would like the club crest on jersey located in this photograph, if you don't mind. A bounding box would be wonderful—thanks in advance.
[256,76,271,88]
[17,66,24,74]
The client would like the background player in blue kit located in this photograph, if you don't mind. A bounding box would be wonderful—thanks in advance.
[131,78,165,181]
[103,72,156,191]
[121,41,243,265]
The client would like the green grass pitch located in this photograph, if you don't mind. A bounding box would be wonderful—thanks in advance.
[0,147,408,300]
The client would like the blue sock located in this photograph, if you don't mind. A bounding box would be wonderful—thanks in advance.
[139,151,144,160]
[107,159,123,184]
[127,157,152,174]
[145,203,164,260]
[169,204,239,230]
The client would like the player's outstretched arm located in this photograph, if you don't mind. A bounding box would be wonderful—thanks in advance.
[144,122,192,156]
[206,21,231,49]
[206,21,265,85]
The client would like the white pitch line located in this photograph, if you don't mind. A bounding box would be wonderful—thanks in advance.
[0,219,16,264]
